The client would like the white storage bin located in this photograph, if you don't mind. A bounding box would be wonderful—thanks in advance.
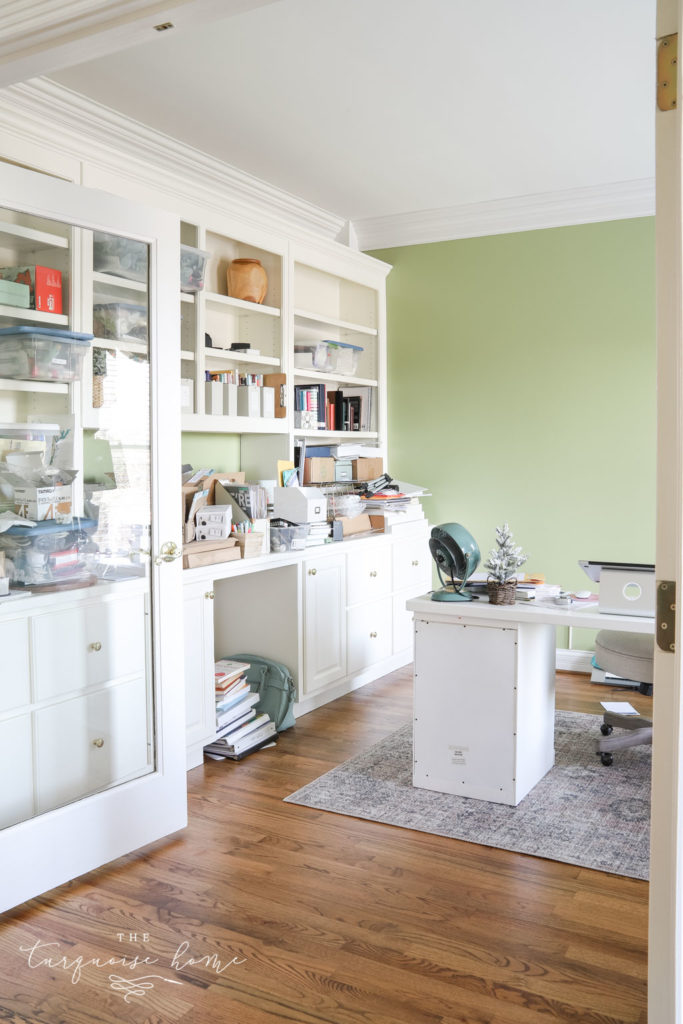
[294,340,363,375]
[0,328,92,382]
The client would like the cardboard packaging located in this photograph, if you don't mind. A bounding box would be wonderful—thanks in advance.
[236,532,265,558]
[303,457,335,484]
[339,513,385,536]
[352,457,383,481]
[14,483,72,523]
[182,537,240,569]
[263,373,286,418]
[272,486,327,524]
[0,265,63,314]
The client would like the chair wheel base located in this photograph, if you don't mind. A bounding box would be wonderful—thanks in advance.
[600,723,613,736]
[599,752,614,767]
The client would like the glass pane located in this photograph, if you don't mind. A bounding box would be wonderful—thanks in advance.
[0,210,154,830]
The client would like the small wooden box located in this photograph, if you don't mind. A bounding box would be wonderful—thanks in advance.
[182,538,240,569]
[303,457,335,483]
[236,532,265,558]
[352,457,383,481]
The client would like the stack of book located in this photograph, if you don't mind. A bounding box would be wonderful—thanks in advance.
[306,521,331,546]
[204,659,278,760]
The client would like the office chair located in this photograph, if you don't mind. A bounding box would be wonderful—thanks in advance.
[594,630,654,766]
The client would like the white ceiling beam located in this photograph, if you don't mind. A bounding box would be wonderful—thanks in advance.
[0,0,281,89]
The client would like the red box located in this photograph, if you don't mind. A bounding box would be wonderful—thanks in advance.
[0,265,63,314]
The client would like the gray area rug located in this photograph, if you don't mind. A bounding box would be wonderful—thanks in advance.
[285,711,651,880]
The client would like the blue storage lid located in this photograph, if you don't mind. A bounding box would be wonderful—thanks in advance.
[0,327,93,346]
[4,517,98,536]
[321,340,364,351]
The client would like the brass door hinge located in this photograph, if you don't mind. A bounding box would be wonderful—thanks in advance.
[658,34,678,111]
[657,579,676,652]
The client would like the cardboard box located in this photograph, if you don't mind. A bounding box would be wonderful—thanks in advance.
[264,373,286,418]
[339,513,385,536]
[303,457,335,483]
[0,265,62,314]
[15,483,72,523]
[352,457,383,481]
[236,532,264,558]
[182,538,240,569]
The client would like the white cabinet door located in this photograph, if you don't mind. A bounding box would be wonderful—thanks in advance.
[183,581,216,764]
[0,616,30,713]
[34,677,149,814]
[392,532,431,593]
[346,543,392,606]
[347,597,393,674]
[0,715,33,829]
[31,595,146,700]
[303,554,346,694]
[0,162,186,913]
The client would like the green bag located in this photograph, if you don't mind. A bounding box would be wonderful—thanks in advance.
[225,653,296,732]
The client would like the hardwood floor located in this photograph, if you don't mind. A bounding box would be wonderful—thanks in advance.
[0,669,651,1024]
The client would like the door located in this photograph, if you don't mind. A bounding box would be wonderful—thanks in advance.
[651,3,683,1020]
[303,553,346,693]
[0,162,186,910]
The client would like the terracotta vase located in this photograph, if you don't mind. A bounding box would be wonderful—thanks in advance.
[227,258,268,304]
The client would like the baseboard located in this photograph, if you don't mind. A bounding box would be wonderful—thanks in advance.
[556,648,593,674]
[294,650,412,717]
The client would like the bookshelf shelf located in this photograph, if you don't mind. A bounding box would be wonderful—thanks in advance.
[205,292,280,318]
[182,413,288,434]
[92,271,147,294]
[293,428,379,440]
[205,348,280,367]
[0,304,69,326]
[293,309,377,338]
[293,369,378,388]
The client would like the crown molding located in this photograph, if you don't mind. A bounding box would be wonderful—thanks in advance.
[354,179,656,251]
[0,79,346,243]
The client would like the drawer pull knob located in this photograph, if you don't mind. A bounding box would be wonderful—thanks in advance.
[89,641,102,652]
[205,591,214,599]
[370,631,378,638]
[412,560,419,566]
[370,570,377,577]
[92,737,105,748]
[308,568,317,576]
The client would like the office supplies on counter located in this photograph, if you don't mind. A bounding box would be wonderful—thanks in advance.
[272,486,327,525]
[579,560,655,617]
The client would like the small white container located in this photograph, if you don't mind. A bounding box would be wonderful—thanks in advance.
[272,486,327,524]
[237,385,261,417]
[260,386,274,417]
[0,328,92,383]
[293,340,363,375]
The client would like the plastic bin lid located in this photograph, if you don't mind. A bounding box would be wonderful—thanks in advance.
[322,340,364,351]
[0,327,93,345]
[4,516,98,536]
[93,302,146,312]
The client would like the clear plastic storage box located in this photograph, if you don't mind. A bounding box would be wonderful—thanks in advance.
[294,340,363,375]
[0,327,92,382]
[180,245,210,293]
[270,519,310,552]
[93,232,148,282]
[93,302,148,343]
[0,517,98,587]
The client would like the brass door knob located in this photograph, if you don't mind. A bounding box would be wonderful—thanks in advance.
[370,631,378,638]
[370,570,377,577]
[308,568,317,576]
[92,738,105,748]
[89,641,102,652]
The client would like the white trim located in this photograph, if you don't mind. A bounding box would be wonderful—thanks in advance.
[0,79,346,243]
[555,648,593,674]
[354,179,656,251]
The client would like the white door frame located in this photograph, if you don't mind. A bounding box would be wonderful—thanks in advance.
[0,162,187,910]
[651,2,683,1020]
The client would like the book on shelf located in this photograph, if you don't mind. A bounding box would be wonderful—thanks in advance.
[205,729,278,761]
[229,720,278,754]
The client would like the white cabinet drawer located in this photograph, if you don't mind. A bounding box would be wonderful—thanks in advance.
[0,714,33,828]
[392,533,431,593]
[347,597,392,674]
[0,615,30,713]
[346,544,392,606]
[303,554,346,694]
[32,594,147,700]
[34,676,150,814]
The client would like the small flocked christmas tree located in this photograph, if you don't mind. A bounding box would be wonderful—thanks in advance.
[484,523,528,583]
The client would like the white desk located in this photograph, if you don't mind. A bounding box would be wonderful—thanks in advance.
[406,595,655,806]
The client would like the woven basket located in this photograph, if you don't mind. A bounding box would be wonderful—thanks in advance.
[487,579,517,605]
[92,375,105,408]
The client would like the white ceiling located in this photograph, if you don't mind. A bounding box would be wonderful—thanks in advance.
[47,0,656,228]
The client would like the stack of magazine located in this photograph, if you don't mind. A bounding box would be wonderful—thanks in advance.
[204,659,278,761]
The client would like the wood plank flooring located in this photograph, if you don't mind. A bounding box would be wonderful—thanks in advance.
[0,669,651,1024]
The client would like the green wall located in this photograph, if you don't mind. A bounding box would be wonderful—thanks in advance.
[370,218,656,647]
[181,432,240,473]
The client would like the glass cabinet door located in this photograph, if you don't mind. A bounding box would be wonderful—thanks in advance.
[0,162,186,911]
